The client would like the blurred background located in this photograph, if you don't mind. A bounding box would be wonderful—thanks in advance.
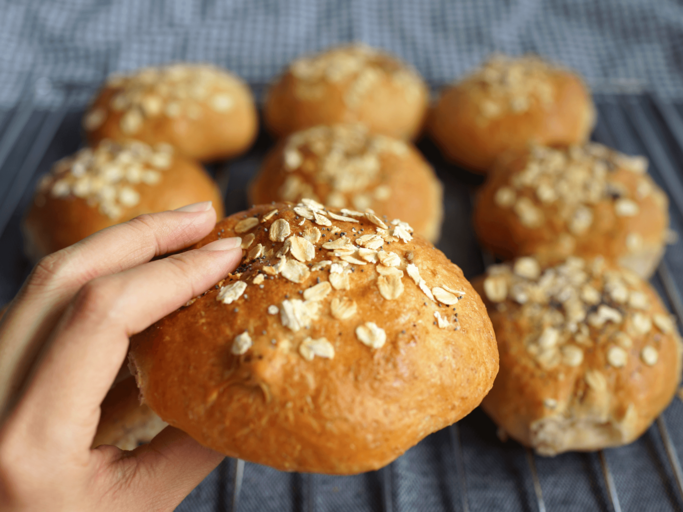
[1,0,683,108]
[2,1,683,511]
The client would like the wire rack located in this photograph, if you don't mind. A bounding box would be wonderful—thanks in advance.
[1,84,683,512]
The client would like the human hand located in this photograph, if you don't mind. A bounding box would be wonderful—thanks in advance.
[0,201,242,511]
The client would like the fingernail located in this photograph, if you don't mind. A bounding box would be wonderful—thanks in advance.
[202,237,242,251]
[175,201,213,213]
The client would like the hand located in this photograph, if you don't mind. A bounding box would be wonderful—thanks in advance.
[0,201,242,511]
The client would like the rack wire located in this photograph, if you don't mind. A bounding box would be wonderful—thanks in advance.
[1,85,683,511]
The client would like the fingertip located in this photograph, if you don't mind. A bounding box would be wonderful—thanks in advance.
[201,237,242,251]
[174,201,214,213]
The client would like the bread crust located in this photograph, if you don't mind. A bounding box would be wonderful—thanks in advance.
[474,256,682,455]
[248,124,443,242]
[22,140,224,259]
[84,64,258,162]
[429,55,595,173]
[473,143,668,278]
[129,201,498,474]
[264,44,428,140]
[92,376,167,451]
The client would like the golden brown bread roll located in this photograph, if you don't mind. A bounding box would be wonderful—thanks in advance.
[473,143,669,278]
[264,44,428,140]
[429,54,595,173]
[129,200,498,474]
[249,124,443,242]
[22,140,224,259]
[83,64,258,162]
[93,376,167,451]
[474,256,682,456]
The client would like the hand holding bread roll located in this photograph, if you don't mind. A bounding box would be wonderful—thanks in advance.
[130,200,498,474]
[0,204,241,511]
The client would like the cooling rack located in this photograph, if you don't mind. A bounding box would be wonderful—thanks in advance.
[1,84,683,512]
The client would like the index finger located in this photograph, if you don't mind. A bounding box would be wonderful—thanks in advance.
[9,236,242,451]
[0,202,217,416]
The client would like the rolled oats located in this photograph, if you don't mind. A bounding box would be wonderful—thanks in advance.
[331,297,357,319]
[232,331,252,355]
[653,314,674,334]
[355,234,384,250]
[377,251,400,267]
[365,212,388,230]
[289,236,316,262]
[240,233,255,249]
[356,321,387,349]
[561,344,584,367]
[281,259,311,283]
[299,337,335,361]
[483,275,508,302]
[494,187,516,207]
[513,257,540,280]
[217,281,247,304]
[280,299,320,332]
[432,287,459,305]
[434,311,451,329]
[607,346,628,368]
[247,243,264,260]
[234,217,259,233]
[641,345,658,366]
[329,272,350,290]
[614,198,639,217]
[378,274,404,300]
[303,281,332,301]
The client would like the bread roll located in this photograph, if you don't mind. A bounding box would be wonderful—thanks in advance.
[83,64,257,162]
[129,200,498,474]
[249,124,443,242]
[474,143,668,278]
[474,256,682,455]
[23,140,224,259]
[429,54,595,173]
[265,44,428,140]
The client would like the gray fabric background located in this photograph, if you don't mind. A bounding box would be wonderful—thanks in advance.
[2,2,683,511]
[1,0,683,108]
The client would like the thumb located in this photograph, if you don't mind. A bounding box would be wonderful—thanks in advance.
[97,426,224,512]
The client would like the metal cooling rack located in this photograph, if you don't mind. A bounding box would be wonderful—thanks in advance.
[1,84,683,512]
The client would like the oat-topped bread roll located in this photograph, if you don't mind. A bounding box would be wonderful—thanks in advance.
[474,256,682,456]
[83,64,258,162]
[249,124,443,242]
[474,143,669,278]
[93,377,167,451]
[264,44,428,140]
[129,200,498,474]
[23,140,224,259]
[429,55,595,173]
